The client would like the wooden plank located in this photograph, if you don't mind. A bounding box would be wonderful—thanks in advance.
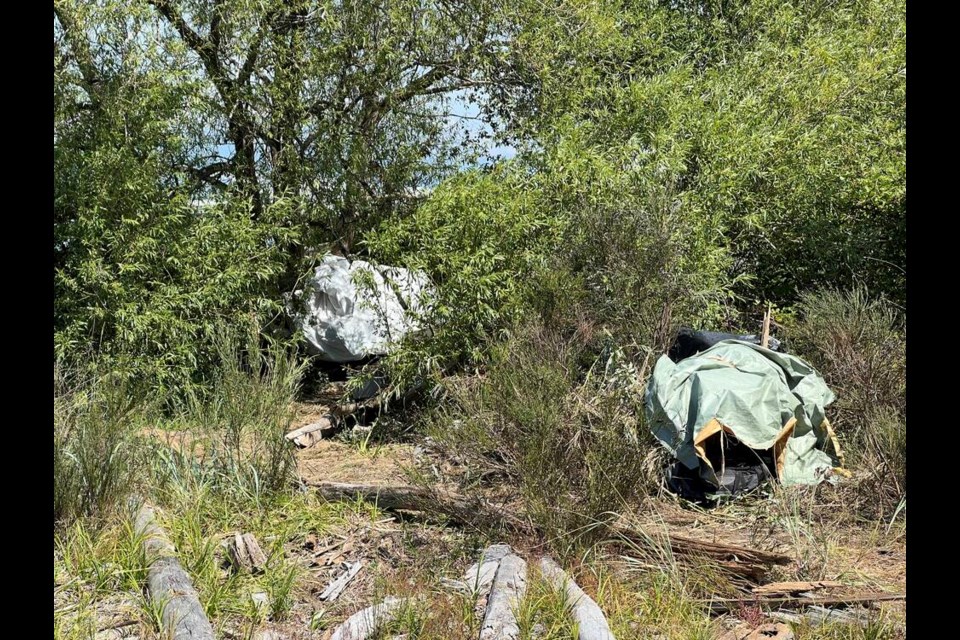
[133,500,215,640]
[539,557,616,640]
[320,561,363,602]
[761,304,772,349]
[752,581,842,596]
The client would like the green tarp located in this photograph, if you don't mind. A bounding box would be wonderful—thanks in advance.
[645,340,838,487]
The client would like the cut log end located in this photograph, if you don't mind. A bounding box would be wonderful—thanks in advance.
[229,532,269,574]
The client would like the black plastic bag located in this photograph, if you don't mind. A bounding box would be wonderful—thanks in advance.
[668,327,783,362]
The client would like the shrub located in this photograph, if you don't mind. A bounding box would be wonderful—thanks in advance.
[160,321,306,502]
[789,287,905,516]
[365,149,732,400]
[427,320,661,548]
[363,165,567,394]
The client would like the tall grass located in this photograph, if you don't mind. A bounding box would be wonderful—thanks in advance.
[54,361,146,528]
[789,287,906,519]
[156,321,307,503]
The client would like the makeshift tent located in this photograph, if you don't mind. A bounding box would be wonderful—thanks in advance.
[287,255,431,362]
[646,340,842,493]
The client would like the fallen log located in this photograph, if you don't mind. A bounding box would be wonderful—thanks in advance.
[703,592,906,614]
[310,483,791,579]
[133,501,215,640]
[307,482,530,532]
[442,544,512,595]
[329,597,405,640]
[464,544,513,594]
[480,553,527,640]
[539,557,616,640]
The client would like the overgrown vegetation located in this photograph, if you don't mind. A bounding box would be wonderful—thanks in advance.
[427,320,660,549]
[160,322,307,502]
[54,362,148,528]
[53,0,905,637]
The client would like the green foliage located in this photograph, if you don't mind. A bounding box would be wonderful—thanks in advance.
[54,517,155,638]
[366,136,733,395]
[789,287,905,516]
[54,0,292,391]
[365,165,567,387]
[496,0,906,306]
[54,0,504,393]
[55,0,905,400]
[54,361,148,528]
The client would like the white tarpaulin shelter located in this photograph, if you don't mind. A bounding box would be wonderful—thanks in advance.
[288,255,431,362]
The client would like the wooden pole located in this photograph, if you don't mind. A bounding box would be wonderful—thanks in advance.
[761,303,772,349]
[133,500,215,640]
[539,556,616,640]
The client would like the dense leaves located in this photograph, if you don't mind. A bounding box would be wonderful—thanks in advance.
[493,0,906,305]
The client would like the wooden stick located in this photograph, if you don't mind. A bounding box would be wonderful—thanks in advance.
[610,523,793,566]
[479,554,527,640]
[539,557,616,640]
[761,303,772,349]
[329,597,405,640]
[285,415,337,448]
[133,501,215,640]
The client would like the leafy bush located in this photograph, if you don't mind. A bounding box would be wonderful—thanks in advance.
[789,287,905,516]
[366,143,732,399]
[497,0,905,306]
[364,165,567,391]
[54,1,293,395]
[54,361,147,527]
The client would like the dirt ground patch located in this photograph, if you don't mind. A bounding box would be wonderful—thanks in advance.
[296,439,416,486]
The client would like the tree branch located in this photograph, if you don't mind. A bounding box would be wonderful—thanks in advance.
[54,2,103,99]
[147,0,225,90]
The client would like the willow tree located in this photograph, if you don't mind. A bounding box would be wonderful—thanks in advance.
[54,0,507,386]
